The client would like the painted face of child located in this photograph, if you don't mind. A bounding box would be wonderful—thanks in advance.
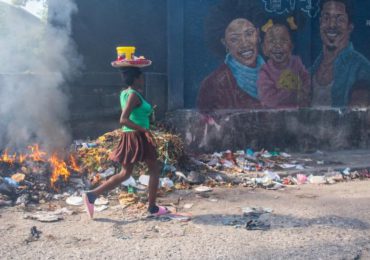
[263,25,293,67]
[223,18,259,67]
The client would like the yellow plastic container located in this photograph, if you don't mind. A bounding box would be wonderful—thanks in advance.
[116,46,136,60]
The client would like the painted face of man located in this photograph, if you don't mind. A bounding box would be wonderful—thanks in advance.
[263,25,293,67]
[223,18,259,67]
[320,1,353,52]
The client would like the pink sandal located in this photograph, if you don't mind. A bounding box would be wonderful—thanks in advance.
[82,193,94,219]
[151,206,171,217]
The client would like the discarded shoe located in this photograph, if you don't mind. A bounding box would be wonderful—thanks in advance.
[245,219,270,231]
[150,206,171,217]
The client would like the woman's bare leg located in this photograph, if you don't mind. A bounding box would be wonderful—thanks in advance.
[90,163,134,197]
[145,159,161,208]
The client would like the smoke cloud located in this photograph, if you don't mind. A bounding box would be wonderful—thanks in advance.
[0,0,82,152]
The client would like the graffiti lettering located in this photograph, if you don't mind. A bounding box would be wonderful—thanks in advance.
[262,0,320,17]
[262,0,294,14]
[298,0,320,18]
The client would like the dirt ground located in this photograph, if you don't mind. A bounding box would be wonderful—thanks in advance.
[1,180,370,260]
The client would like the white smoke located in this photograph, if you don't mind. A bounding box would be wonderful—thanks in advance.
[0,0,82,152]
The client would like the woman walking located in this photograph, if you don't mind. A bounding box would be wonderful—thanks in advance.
[83,54,168,219]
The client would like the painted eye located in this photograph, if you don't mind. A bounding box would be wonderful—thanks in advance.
[337,16,346,24]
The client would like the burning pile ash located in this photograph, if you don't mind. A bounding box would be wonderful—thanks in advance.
[0,125,185,207]
[0,144,82,207]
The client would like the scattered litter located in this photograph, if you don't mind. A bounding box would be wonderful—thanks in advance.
[222,207,272,231]
[296,174,307,184]
[24,226,42,244]
[242,207,273,217]
[264,171,280,181]
[16,193,30,205]
[66,196,83,206]
[183,203,193,209]
[280,152,291,158]
[246,219,270,231]
[166,213,192,222]
[30,226,42,238]
[25,212,62,222]
[3,177,18,188]
[0,199,12,207]
[194,186,213,193]
[95,205,109,212]
[295,165,305,170]
[296,194,318,199]
[308,175,326,184]
[24,207,74,222]
[280,164,296,169]
[138,175,150,186]
[342,168,351,175]
[118,192,139,206]
[122,176,137,188]
[175,171,187,181]
[95,197,109,206]
[187,171,205,184]
[11,173,25,183]
[160,178,174,189]
[99,167,115,179]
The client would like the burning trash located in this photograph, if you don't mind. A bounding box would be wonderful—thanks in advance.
[1,123,370,211]
[0,125,185,207]
[0,144,82,206]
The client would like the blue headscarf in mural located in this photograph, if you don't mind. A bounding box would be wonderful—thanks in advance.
[225,53,265,99]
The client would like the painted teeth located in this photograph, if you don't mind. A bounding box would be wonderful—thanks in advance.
[242,51,253,56]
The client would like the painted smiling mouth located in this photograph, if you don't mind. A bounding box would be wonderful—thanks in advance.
[271,51,285,59]
[240,50,254,58]
[325,31,340,38]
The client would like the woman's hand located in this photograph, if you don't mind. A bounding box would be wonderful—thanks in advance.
[150,105,157,123]
[144,130,156,147]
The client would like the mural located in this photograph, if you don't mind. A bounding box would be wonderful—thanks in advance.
[312,0,370,107]
[196,0,370,112]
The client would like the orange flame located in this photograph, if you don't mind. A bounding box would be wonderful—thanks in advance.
[49,154,71,189]
[2,144,79,190]
[69,155,80,172]
[19,154,27,164]
[0,149,17,165]
[28,144,46,162]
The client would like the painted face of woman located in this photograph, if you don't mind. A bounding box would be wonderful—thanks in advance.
[223,18,259,67]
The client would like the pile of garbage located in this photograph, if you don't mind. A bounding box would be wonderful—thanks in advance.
[0,126,185,207]
[1,126,370,210]
[185,149,370,189]
[74,126,184,187]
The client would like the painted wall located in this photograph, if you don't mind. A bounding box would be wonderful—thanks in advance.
[188,0,370,110]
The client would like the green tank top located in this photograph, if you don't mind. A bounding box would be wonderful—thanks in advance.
[120,88,153,132]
